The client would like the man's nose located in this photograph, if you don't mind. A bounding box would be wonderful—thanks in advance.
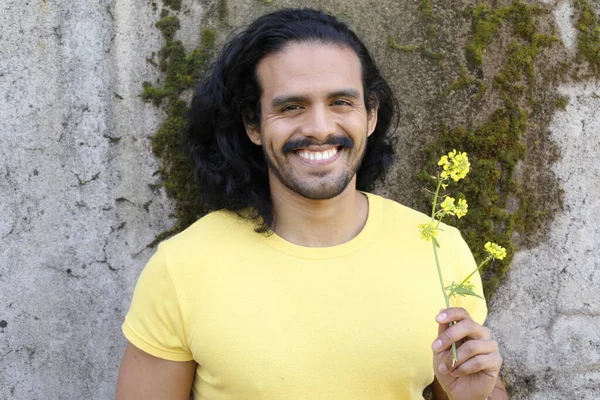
[302,105,337,140]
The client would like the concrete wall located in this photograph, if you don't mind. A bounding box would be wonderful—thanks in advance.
[0,0,598,398]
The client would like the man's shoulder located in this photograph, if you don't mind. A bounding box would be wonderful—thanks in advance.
[368,192,460,235]
[368,192,430,223]
[160,209,257,251]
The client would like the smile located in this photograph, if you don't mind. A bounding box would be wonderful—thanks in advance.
[296,147,338,161]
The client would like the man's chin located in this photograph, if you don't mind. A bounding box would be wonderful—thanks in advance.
[288,177,353,201]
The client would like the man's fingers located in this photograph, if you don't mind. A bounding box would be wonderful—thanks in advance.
[435,307,471,336]
[436,307,486,325]
[437,339,499,373]
[433,318,491,352]
[445,352,503,377]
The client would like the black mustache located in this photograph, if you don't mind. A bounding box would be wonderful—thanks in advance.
[282,136,354,153]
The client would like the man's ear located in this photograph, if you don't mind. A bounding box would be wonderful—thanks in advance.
[366,95,379,137]
[243,115,262,145]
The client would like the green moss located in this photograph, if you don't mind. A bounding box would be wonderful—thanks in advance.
[427,25,437,40]
[505,0,545,42]
[142,18,217,242]
[419,105,528,294]
[554,95,569,110]
[573,0,600,74]
[163,0,181,11]
[420,0,564,297]
[156,15,180,41]
[389,37,445,67]
[465,0,547,68]
[494,35,558,100]
[440,70,486,98]
[465,3,506,66]
[219,0,229,22]
[420,0,434,19]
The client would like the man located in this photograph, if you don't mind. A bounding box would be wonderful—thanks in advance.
[117,8,507,400]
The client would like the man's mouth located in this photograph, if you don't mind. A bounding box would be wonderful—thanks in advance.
[296,147,339,161]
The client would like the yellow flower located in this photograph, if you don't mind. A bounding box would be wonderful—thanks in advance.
[484,242,507,260]
[439,197,468,219]
[454,198,468,218]
[440,196,456,215]
[437,155,449,167]
[418,222,438,242]
[438,149,470,182]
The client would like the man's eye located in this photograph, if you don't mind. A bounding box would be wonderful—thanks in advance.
[282,105,302,112]
[332,99,351,106]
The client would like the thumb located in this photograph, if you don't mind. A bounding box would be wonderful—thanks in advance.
[436,309,450,336]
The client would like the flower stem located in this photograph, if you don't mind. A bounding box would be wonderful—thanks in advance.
[431,176,457,366]
[432,241,457,367]
[459,256,492,287]
[431,177,444,219]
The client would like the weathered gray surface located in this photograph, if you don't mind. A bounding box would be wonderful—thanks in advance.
[487,79,600,399]
[0,1,175,398]
[0,0,598,399]
[485,4,600,398]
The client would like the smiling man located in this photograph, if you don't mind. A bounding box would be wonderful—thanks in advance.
[117,8,507,400]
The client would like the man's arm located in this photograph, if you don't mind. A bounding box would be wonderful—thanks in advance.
[431,376,508,400]
[116,342,196,400]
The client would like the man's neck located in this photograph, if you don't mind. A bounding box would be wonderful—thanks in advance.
[269,180,369,248]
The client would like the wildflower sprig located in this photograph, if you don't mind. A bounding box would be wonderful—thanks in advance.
[419,149,506,367]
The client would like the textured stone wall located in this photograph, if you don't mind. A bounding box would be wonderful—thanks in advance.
[0,0,598,399]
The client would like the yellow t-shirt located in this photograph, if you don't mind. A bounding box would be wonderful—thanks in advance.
[123,192,486,400]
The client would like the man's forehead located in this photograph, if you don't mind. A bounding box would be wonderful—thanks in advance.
[256,41,364,98]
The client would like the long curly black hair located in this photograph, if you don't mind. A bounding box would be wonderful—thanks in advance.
[187,8,398,233]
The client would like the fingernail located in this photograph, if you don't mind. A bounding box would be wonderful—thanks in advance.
[438,364,448,374]
[436,313,447,322]
[432,339,443,351]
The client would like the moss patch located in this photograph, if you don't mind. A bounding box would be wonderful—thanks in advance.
[142,7,216,243]
[573,0,600,74]
[464,3,506,67]
[440,69,486,99]
[219,0,229,23]
[420,0,434,19]
[419,0,565,296]
[163,0,182,11]
[419,107,527,293]
[464,0,548,68]
[389,37,445,68]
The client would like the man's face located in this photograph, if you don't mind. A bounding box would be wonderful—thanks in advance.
[245,41,378,201]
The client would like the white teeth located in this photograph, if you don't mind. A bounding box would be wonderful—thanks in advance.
[298,148,338,161]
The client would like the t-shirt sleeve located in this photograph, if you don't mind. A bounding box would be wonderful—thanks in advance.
[122,244,193,361]
[447,227,488,326]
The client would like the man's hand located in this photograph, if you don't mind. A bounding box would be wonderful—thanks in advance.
[431,307,503,400]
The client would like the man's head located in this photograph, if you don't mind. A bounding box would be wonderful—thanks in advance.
[187,8,397,231]
[246,41,378,202]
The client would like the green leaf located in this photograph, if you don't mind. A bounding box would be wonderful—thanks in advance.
[446,282,484,299]
[432,237,440,248]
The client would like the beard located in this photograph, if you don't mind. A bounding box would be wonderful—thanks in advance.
[262,133,367,200]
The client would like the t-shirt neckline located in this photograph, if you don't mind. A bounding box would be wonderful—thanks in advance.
[260,192,382,259]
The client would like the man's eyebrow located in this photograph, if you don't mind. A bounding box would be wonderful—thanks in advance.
[328,89,361,99]
[270,89,362,109]
[271,95,310,108]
